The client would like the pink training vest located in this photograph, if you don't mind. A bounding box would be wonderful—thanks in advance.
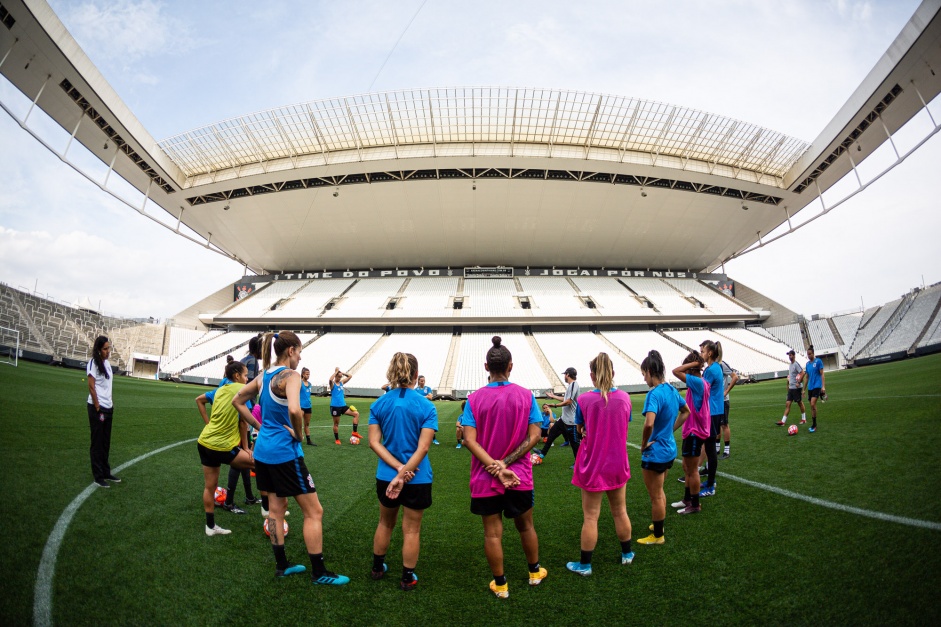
[684,377,711,439]
[572,389,631,492]
[467,383,536,498]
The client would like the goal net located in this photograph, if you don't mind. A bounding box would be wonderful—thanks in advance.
[0,325,20,367]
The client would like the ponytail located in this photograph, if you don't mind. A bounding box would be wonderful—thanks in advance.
[262,331,302,370]
[386,352,418,388]
[640,349,665,380]
[714,341,723,363]
[590,352,615,403]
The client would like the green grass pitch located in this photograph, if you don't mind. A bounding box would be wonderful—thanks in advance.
[1,355,940,625]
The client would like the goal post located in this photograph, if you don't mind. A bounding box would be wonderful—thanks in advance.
[0,325,20,367]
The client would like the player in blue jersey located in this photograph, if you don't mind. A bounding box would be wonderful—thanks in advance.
[368,353,438,591]
[300,367,317,446]
[234,331,349,585]
[329,367,360,445]
[637,350,688,545]
[415,375,440,445]
[804,345,826,433]
[698,340,725,497]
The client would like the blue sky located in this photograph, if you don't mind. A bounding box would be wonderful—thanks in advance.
[1,0,938,318]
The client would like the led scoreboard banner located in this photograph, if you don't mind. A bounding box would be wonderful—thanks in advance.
[464,267,514,279]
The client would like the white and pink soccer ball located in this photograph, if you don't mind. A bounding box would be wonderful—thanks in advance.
[213,487,227,505]
[530,452,543,465]
[787,424,798,436]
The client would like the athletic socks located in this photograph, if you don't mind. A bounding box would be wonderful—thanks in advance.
[273,544,289,571]
[333,429,339,440]
[494,574,507,586]
[306,436,312,445]
[801,413,806,421]
[780,416,788,423]
[653,519,664,538]
[261,495,269,511]
[352,425,359,434]
[619,540,632,555]
[580,550,593,565]
[724,442,730,455]
[309,553,327,577]
[402,566,415,583]
[206,512,214,528]
[225,467,239,504]
[684,487,691,501]
[373,554,386,572]
[692,494,700,507]
[528,562,541,574]
[715,441,721,453]
[241,469,254,499]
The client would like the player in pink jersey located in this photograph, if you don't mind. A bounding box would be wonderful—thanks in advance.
[460,336,547,598]
[565,353,635,577]
[672,352,707,514]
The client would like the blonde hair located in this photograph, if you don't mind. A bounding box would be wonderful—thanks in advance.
[590,352,615,404]
[386,352,418,388]
[261,331,301,370]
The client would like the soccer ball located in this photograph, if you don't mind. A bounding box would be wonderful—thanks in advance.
[787,425,798,436]
[349,434,361,445]
[262,519,289,537]
[530,452,543,465]
[214,487,228,505]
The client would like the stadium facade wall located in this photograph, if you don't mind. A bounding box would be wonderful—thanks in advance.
[731,280,800,327]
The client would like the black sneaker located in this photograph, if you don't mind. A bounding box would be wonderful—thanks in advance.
[105,475,121,483]
[720,452,730,460]
[677,475,686,483]
[244,497,263,505]
[94,479,110,488]
[220,503,246,514]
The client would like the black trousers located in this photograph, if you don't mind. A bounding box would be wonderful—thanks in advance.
[87,403,113,481]
[540,420,580,459]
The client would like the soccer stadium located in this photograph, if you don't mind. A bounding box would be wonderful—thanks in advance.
[1,0,940,625]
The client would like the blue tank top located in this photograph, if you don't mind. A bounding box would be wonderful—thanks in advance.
[253,366,303,464]
[300,380,312,410]
[330,381,346,407]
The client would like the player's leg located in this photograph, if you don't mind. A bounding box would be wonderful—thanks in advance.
[721,401,731,458]
[799,399,807,423]
[346,407,360,439]
[809,395,818,430]
[332,412,341,445]
[569,489,602,574]
[304,410,312,445]
[372,502,399,578]
[455,423,464,448]
[482,513,507,595]
[201,464,226,534]
[606,485,634,563]
[512,505,544,585]
[537,420,564,458]
[639,468,667,543]
[677,438,701,514]
[400,506,424,588]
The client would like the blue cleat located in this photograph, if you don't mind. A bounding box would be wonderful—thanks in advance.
[621,552,635,565]
[699,484,716,498]
[566,561,592,576]
[808,427,816,433]
[276,564,306,578]
[312,571,350,585]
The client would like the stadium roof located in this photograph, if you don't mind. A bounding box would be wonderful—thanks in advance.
[157,88,809,185]
[1,0,940,275]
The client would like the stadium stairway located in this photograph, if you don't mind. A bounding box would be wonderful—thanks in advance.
[854,293,915,359]
[827,317,845,347]
[911,293,941,351]
[6,287,56,355]
[437,333,462,395]
[660,279,704,310]
[713,328,783,362]
[524,332,565,393]
[595,331,642,370]
[348,334,388,375]
[657,329,696,353]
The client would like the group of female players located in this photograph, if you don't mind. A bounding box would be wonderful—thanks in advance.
[193,331,729,595]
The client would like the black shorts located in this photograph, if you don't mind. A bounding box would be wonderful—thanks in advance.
[681,435,705,457]
[471,489,534,518]
[302,408,312,416]
[787,388,803,402]
[719,400,730,426]
[641,459,674,473]
[808,388,823,399]
[710,414,723,438]
[197,442,240,468]
[330,406,350,417]
[254,458,316,497]
[376,480,432,510]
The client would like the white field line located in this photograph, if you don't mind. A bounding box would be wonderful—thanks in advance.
[626,443,941,531]
[33,439,197,627]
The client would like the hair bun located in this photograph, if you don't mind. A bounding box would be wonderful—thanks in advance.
[491,336,502,348]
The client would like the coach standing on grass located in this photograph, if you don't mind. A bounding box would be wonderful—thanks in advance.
[87,335,120,488]
[534,367,580,463]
